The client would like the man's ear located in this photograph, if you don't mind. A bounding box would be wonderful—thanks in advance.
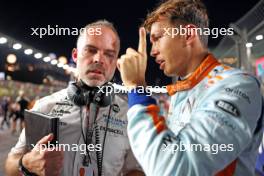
[72,48,78,63]
[184,24,198,46]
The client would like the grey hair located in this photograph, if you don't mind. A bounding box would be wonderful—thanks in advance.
[76,19,120,52]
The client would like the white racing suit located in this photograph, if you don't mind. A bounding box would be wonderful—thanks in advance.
[126,55,263,176]
[10,88,142,176]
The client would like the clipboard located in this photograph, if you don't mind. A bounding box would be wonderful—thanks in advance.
[24,110,59,150]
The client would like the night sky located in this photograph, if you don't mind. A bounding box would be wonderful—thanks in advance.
[0,0,261,85]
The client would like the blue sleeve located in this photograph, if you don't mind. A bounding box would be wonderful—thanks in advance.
[127,75,263,176]
[128,90,156,108]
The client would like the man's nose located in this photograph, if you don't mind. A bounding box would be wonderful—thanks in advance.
[150,45,159,57]
[93,51,105,64]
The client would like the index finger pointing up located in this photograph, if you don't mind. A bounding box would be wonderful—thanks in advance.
[138,27,147,56]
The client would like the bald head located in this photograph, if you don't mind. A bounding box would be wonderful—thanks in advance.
[77,20,120,53]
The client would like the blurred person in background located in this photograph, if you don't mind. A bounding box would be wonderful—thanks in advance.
[0,96,11,129]
[9,99,20,134]
[12,90,29,133]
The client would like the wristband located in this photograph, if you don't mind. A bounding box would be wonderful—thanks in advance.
[18,155,37,176]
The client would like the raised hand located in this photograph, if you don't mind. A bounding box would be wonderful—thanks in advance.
[117,27,147,89]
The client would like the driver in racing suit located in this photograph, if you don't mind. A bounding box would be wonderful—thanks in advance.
[117,0,263,175]
[5,20,143,176]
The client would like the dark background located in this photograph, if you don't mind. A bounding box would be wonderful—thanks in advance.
[0,0,261,85]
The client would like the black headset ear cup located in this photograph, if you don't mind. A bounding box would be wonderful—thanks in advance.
[67,81,114,107]
[93,83,114,107]
[67,82,87,106]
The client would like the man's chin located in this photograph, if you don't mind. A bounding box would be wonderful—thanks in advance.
[164,69,176,77]
[82,79,106,87]
[163,69,171,77]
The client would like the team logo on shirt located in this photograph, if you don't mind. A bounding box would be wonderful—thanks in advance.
[181,97,196,114]
[102,114,127,128]
[50,101,74,117]
[162,134,179,146]
[99,126,124,136]
[215,100,240,117]
[224,87,251,104]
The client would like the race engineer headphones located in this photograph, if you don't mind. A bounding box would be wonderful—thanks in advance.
[67,80,113,107]
[67,80,117,176]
